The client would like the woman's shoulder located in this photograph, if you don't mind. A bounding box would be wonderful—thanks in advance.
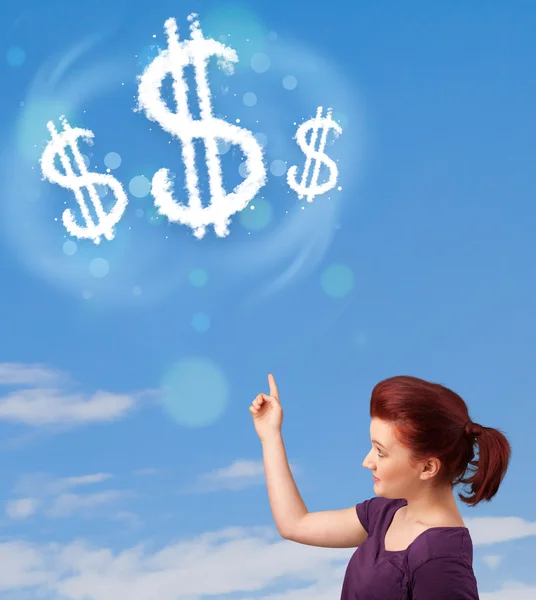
[407,525,474,571]
[356,496,406,534]
[407,530,479,599]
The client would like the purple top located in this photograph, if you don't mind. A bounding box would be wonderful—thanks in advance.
[341,497,479,599]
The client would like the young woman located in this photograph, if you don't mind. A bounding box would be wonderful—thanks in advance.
[249,374,511,599]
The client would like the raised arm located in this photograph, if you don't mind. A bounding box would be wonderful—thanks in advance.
[262,433,367,547]
[250,374,368,549]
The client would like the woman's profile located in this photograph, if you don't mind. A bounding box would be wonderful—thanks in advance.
[249,373,511,599]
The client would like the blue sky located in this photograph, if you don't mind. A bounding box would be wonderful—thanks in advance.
[1,0,535,598]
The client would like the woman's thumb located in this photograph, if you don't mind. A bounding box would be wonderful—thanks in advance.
[261,393,279,406]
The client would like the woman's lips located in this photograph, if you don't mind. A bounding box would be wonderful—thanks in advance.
[373,476,380,482]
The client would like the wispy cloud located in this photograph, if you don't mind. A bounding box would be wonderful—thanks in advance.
[5,498,40,520]
[0,362,64,386]
[0,362,148,427]
[45,490,127,518]
[181,459,298,493]
[482,554,503,570]
[12,472,113,497]
[112,510,144,530]
[465,516,536,545]
[196,459,265,490]
[6,472,125,520]
[133,468,163,477]
[57,473,113,488]
[480,581,536,600]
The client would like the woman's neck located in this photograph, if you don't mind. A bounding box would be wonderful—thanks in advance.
[403,487,463,526]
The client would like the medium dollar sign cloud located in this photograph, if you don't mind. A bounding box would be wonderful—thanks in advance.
[136,14,267,239]
[287,106,343,203]
[40,117,128,244]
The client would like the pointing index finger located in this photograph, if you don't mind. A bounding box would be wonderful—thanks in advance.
[268,373,279,400]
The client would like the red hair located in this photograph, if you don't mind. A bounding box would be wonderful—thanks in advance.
[370,375,511,506]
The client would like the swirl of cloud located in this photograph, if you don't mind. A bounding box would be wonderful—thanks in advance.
[0,32,186,306]
[0,8,366,307]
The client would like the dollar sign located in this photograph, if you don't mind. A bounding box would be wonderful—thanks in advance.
[287,106,343,203]
[40,117,128,244]
[136,14,267,239]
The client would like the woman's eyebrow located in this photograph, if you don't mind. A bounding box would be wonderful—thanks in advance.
[371,439,387,450]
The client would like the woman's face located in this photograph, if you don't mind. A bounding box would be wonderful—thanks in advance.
[362,418,428,499]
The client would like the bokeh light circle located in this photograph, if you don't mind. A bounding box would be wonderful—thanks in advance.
[89,257,110,278]
[16,98,75,162]
[239,198,273,231]
[128,175,151,198]
[270,159,287,177]
[217,139,231,155]
[191,312,211,332]
[251,53,270,73]
[321,264,355,298]
[283,75,298,90]
[189,268,208,287]
[203,5,268,71]
[243,92,258,107]
[104,152,122,169]
[161,358,229,427]
[62,240,77,256]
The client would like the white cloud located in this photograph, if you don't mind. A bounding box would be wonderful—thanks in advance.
[13,472,113,497]
[482,554,503,569]
[480,581,536,600]
[6,472,122,520]
[465,516,536,545]
[214,459,266,479]
[0,362,147,427]
[0,526,531,600]
[0,528,352,599]
[197,459,265,490]
[0,388,135,426]
[51,473,113,492]
[0,362,63,386]
[46,491,128,518]
[5,498,40,520]
[112,511,144,530]
[183,459,299,493]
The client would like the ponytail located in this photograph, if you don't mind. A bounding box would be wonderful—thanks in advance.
[457,424,512,506]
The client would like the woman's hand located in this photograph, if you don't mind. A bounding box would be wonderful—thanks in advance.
[249,374,284,441]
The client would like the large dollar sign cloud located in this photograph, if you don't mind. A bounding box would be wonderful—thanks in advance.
[287,106,343,203]
[40,117,129,244]
[136,15,267,239]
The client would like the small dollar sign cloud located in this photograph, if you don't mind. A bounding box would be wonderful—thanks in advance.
[136,14,267,239]
[287,106,343,203]
[40,117,128,244]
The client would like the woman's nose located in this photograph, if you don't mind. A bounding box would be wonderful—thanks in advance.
[362,452,373,469]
